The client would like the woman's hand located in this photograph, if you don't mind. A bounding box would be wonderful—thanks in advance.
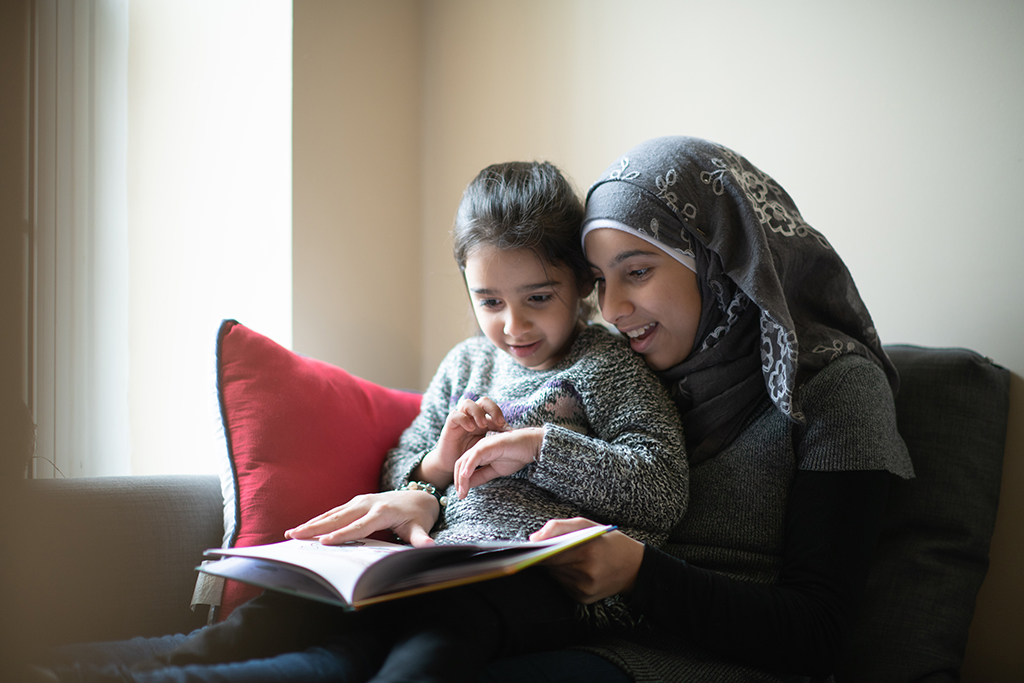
[284,490,440,547]
[452,427,543,498]
[418,396,509,488]
[530,517,645,604]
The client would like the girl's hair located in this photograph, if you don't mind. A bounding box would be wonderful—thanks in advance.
[453,161,592,319]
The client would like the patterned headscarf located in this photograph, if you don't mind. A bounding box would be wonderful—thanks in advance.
[584,136,897,463]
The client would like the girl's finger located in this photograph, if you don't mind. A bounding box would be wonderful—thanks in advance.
[455,399,490,430]
[454,453,471,498]
[454,451,475,498]
[476,397,507,430]
[285,506,347,537]
[446,409,478,433]
[466,464,499,490]
[293,505,345,528]
[405,525,436,547]
[287,500,370,538]
[318,515,379,545]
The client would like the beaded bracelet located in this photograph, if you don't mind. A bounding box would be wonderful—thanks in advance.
[398,480,448,509]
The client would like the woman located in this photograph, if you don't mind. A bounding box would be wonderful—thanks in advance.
[481,136,914,682]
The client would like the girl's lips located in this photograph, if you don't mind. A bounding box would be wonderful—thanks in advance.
[508,340,542,358]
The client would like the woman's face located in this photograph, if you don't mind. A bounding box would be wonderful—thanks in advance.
[585,228,702,371]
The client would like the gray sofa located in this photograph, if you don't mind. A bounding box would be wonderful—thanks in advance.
[4,345,1012,681]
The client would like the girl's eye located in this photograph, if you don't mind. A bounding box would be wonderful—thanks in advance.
[478,298,502,309]
[629,268,651,280]
[528,294,552,304]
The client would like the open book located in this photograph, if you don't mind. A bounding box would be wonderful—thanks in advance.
[199,524,614,611]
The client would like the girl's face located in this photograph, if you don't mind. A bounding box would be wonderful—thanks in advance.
[463,245,584,371]
[585,228,702,371]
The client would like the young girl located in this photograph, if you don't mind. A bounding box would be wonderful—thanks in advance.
[36,161,685,683]
[296,161,685,548]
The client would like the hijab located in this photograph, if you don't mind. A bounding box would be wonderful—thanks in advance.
[584,136,897,464]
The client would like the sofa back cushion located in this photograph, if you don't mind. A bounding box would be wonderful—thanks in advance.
[835,345,1010,682]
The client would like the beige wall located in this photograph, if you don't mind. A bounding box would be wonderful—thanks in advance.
[294,1,1024,677]
[293,0,423,390]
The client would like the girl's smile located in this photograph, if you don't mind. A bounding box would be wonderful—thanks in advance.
[507,340,543,358]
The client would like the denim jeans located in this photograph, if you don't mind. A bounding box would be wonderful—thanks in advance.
[40,570,623,683]
[479,650,629,683]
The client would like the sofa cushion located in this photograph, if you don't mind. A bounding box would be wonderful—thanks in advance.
[12,476,223,651]
[835,345,1010,682]
[213,320,422,618]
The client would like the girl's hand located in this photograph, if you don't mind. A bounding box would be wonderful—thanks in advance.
[530,517,645,604]
[419,397,509,487]
[453,427,543,499]
[284,490,440,547]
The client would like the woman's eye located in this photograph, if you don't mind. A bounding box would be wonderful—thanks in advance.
[629,268,651,280]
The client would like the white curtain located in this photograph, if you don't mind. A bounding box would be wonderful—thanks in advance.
[34,0,130,477]
[34,0,293,477]
[125,0,293,476]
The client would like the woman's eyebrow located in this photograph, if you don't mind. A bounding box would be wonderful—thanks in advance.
[608,249,660,267]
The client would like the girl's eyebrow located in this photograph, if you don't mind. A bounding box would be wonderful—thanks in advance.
[469,280,561,296]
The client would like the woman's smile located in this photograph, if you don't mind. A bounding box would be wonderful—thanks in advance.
[624,322,658,340]
[624,322,659,352]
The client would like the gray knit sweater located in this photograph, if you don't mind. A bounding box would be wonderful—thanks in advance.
[380,325,687,547]
[578,354,914,682]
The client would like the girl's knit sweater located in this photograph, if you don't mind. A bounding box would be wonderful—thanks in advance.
[380,325,687,547]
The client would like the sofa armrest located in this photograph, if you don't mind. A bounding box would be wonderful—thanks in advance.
[8,475,223,654]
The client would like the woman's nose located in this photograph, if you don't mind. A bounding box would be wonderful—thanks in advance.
[600,282,633,323]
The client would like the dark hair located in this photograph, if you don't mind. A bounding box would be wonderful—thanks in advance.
[453,161,592,318]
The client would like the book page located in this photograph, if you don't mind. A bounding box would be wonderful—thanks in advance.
[203,525,614,608]
[208,538,406,604]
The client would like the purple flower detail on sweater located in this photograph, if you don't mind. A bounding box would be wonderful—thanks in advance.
[450,383,585,430]
[451,390,480,407]
[501,380,586,427]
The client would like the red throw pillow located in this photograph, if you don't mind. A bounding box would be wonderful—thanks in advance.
[214,319,422,618]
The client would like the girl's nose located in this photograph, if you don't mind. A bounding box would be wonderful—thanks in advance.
[504,307,531,337]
